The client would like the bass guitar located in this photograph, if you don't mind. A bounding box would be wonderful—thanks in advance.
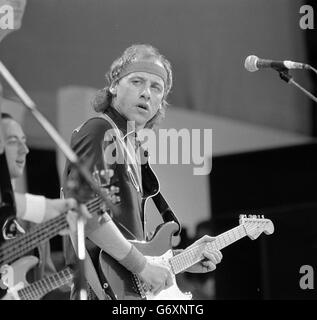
[0,187,115,298]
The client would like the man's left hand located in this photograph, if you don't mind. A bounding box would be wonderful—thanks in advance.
[184,235,223,273]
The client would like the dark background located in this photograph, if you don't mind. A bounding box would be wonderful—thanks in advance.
[210,143,317,299]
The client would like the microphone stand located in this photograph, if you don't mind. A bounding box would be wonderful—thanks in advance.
[0,60,109,300]
[278,68,317,104]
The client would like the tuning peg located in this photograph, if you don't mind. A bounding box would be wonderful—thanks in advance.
[261,215,264,219]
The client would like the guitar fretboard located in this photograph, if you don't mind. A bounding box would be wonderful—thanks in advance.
[169,225,247,274]
[18,267,73,300]
[0,196,103,266]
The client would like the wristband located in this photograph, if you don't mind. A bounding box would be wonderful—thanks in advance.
[22,193,46,223]
[119,245,147,274]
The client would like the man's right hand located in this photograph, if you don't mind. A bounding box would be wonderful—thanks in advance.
[60,203,92,235]
[137,260,173,296]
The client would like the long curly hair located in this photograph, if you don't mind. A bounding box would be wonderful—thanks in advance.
[91,44,173,129]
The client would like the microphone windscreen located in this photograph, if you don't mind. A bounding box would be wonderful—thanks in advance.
[244,55,259,72]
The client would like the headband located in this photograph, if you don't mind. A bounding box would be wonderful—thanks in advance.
[115,61,168,88]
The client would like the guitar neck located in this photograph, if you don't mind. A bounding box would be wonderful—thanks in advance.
[18,267,73,300]
[0,196,103,266]
[169,224,247,274]
[0,214,68,266]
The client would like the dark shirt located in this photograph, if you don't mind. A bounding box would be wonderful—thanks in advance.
[63,107,160,240]
[62,107,160,272]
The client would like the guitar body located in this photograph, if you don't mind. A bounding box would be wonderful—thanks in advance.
[0,152,17,244]
[1,256,38,300]
[99,221,192,300]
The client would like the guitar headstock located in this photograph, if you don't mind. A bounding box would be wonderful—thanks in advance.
[93,168,120,205]
[65,165,120,222]
[239,214,274,240]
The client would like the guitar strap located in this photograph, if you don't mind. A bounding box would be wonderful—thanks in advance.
[151,192,181,236]
[99,113,182,236]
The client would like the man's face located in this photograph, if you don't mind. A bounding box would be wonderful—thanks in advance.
[112,71,165,130]
[2,118,29,178]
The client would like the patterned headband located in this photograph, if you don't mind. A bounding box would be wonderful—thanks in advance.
[115,61,168,88]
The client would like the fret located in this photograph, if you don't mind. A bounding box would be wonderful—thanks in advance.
[233,227,240,242]
[227,232,235,245]
[37,281,47,298]
[18,286,28,300]
[40,278,50,293]
[19,289,29,300]
[47,273,55,290]
[24,285,36,300]
[17,289,25,300]
[62,268,73,281]
[213,226,246,251]
[36,284,46,299]
[22,281,46,300]
[213,237,222,250]
[54,273,62,288]
[169,224,249,274]
[18,268,74,300]
[40,279,52,294]
[0,195,105,267]
[31,281,40,298]
[238,226,244,238]
[0,214,67,265]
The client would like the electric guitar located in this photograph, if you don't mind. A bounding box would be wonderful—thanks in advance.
[0,194,110,268]
[1,256,73,300]
[0,152,17,244]
[99,215,274,300]
[0,183,117,298]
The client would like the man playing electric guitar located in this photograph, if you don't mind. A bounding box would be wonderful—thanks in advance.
[63,44,223,300]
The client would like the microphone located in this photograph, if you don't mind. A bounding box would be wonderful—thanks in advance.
[244,55,309,72]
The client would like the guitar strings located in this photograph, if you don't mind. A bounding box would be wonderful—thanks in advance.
[1,195,108,299]
[0,196,104,265]
[170,225,248,274]
[0,195,101,253]
[19,268,73,300]
[170,223,263,274]
[0,216,67,265]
